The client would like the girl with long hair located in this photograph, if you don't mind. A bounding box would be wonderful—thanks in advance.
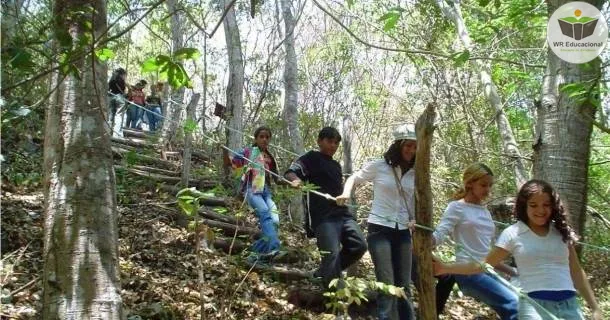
[435,179,601,320]
[432,163,518,320]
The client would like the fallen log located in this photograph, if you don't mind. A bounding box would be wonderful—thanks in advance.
[157,184,224,199]
[249,264,313,282]
[112,146,177,170]
[112,136,158,149]
[202,218,261,239]
[117,166,212,187]
[126,165,181,177]
[199,207,238,224]
[212,237,247,255]
[122,128,157,140]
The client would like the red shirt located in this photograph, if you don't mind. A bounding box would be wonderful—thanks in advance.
[129,88,146,105]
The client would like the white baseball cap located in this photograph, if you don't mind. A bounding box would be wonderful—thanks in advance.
[392,124,417,141]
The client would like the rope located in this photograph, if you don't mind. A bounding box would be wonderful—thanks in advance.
[359,210,561,319]
[109,91,610,255]
[109,92,598,318]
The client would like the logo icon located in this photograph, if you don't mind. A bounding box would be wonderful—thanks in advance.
[547,2,608,64]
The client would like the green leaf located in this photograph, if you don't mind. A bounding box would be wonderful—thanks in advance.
[346,0,355,8]
[95,48,115,62]
[5,48,35,70]
[173,48,201,61]
[125,150,138,166]
[383,14,399,31]
[451,50,470,67]
[183,118,197,134]
[478,0,491,6]
[141,57,160,72]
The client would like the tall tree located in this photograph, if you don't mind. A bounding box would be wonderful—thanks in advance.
[280,0,304,154]
[534,0,603,239]
[42,0,123,318]
[161,0,186,145]
[434,0,529,188]
[223,0,245,151]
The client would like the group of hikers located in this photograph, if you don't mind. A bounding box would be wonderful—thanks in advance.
[227,125,601,320]
[107,67,164,133]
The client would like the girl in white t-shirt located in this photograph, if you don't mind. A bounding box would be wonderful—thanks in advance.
[435,179,601,320]
[432,163,518,320]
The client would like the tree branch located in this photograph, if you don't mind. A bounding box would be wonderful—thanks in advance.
[310,0,545,68]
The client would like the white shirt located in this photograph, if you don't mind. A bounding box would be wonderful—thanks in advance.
[351,159,414,230]
[433,201,495,263]
[496,221,575,293]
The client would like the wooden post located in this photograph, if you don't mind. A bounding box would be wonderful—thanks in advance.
[414,102,437,320]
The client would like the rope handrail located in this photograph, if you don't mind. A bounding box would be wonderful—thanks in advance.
[108,92,610,255]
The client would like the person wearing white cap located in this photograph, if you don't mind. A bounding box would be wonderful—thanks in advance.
[337,124,417,320]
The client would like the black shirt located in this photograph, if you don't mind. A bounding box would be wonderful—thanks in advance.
[286,151,353,229]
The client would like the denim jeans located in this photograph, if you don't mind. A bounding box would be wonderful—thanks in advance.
[518,296,583,320]
[147,105,162,131]
[246,187,280,254]
[125,105,140,129]
[108,94,124,130]
[367,223,414,320]
[314,217,367,290]
[455,273,518,320]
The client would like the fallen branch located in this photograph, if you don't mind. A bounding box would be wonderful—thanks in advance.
[201,218,260,239]
[112,146,178,170]
[199,207,239,225]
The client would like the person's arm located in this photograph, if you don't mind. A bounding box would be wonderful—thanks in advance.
[434,246,511,276]
[432,203,460,246]
[494,262,518,278]
[336,160,378,206]
[285,155,309,188]
[228,148,247,168]
[568,244,601,320]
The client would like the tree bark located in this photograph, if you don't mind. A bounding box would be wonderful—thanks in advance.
[434,0,529,188]
[534,0,601,241]
[161,0,186,146]
[181,93,201,187]
[42,0,123,318]
[223,0,244,152]
[414,103,437,320]
[280,0,304,154]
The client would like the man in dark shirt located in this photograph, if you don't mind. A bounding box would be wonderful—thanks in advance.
[285,127,367,290]
[107,68,127,133]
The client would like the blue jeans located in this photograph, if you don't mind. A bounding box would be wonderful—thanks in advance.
[147,105,162,131]
[367,223,414,320]
[455,273,518,320]
[107,94,124,130]
[125,105,140,129]
[246,187,280,254]
[314,217,367,290]
[518,296,583,320]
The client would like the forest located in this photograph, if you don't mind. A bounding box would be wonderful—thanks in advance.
[1,0,609,319]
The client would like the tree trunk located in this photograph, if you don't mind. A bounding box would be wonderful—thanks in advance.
[223,0,244,152]
[434,0,529,188]
[161,0,186,146]
[280,0,304,154]
[414,103,437,320]
[1,0,24,46]
[42,0,122,318]
[534,0,600,241]
[342,115,353,174]
[182,93,201,187]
